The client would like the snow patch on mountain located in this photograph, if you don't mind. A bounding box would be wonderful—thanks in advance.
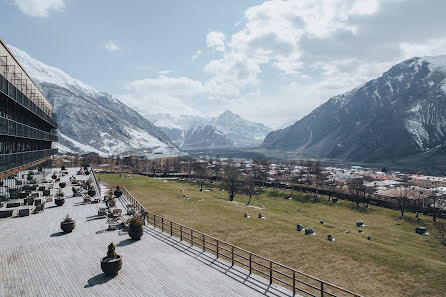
[8,45,100,98]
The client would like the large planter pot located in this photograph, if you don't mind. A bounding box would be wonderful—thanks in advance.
[101,255,122,276]
[61,166,66,171]
[128,225,144,240]
[114,190,122,198]
[51,175,57,180]
[88,189,96,197]
[55,198,65,206]
[59,182,66,188]
[60,221,75,233]
[43,189,51,196]
[84,170,90,175]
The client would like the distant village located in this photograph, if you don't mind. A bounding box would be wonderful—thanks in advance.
[57,152,446,219]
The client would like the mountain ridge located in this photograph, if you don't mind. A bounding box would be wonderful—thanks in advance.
[262,55,446,163]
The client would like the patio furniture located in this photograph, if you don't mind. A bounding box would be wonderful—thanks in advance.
[18,208,30,217]
[106,218,120,230]
[33,203,45,213]
[34,198,42,206]
[83,195,92,204]
[6,202,20,208]
[98,207,107,218]
[112,209,122,218]
[0,209,13,218]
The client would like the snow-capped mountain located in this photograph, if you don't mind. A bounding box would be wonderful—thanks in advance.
[209,110,272,145]
[263,55,446,163]
[8,45,179,157]
[182,125,233,148]
[147,110,272,147]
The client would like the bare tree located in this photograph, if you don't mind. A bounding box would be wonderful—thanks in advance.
[429,191,443,222]
[347,178,366,208]
[432,221,446,246]
[395,188,410,218]
[223,164,241,201]
[243,163,261,205]
[193,161,208,191]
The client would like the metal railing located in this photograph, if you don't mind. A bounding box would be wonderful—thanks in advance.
[0,149,57,173]
[0,74,57,128]
[0,116,57,141]
[121,187,362,297]
[91,168,102,197]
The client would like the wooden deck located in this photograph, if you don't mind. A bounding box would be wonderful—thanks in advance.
[0,168,295,297]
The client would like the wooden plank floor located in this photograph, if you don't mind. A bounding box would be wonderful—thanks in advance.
[0,168,296,297]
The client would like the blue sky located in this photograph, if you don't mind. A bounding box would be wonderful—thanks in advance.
[1,0,446,128]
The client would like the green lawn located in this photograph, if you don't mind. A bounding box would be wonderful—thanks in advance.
[98,173,446,297]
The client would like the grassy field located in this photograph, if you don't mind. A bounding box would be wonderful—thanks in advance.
[98,173,446,297]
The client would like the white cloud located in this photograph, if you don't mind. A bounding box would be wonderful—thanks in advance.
[400,38,446,59]
[13,0,65,17]
[120,75,204,117]
[119,0,446,129]
[105,41,120,52]
[192,49,202,61]
[206,31,226,52]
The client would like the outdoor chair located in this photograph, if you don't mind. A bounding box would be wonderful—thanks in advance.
[83,195,92,204]
[112,208,122,218]
[106,218,119,230]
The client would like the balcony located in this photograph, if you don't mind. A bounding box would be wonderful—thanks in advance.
[0,74,58,129]
[0,116,57,142]
[0,149,57,173]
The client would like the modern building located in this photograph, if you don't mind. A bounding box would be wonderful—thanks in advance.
[0,40,57,202]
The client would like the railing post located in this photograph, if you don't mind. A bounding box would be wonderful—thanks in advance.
[231,246,234,267]
[180,225,183,241]
[269,261,272,284]
[293,271,296,296]
[191,230,194,246]
[202,234,205,252]
[216,240,219,258]
[321,282,324,297]
[153,214,156,227]
[170,221,173,236]
[161,217,164,232]
[249,253,252,275]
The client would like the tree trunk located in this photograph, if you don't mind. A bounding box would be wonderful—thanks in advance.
[247,194,252,205]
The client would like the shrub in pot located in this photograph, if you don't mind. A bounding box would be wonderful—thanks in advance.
[61,165,66,171]
[114,185,122,198]
[128,216,144,240]
[101,242,122,276]
[55,189,65,206]
[60,214,75,233]
[51,172,57,180]
[59,182,66,188]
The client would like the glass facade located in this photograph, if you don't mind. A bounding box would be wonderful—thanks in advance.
[0,43,58,204]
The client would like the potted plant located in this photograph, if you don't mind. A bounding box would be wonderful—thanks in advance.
[55,189,65,206]
[88,186,96,197]
[59,182,66,188]
[107,197,116,208]
[128,216,144,240]
[101,242,122,276]
[60,214,75,233]
[61,165,66,171]
[114,185,122,198]
[51,172,57,180]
